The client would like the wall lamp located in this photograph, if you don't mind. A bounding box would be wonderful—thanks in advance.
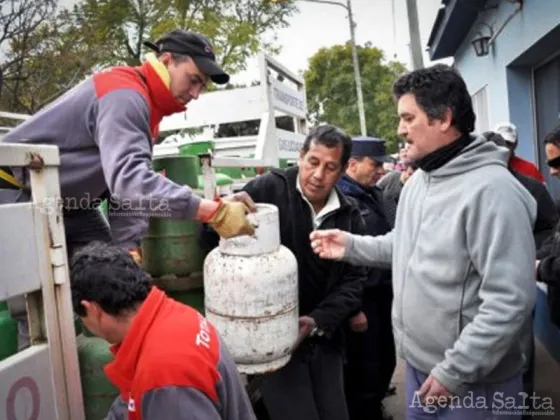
[471,23,494,57]
[472,0,523,57]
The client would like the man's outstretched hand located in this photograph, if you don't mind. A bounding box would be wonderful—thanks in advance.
[309,229,347,260]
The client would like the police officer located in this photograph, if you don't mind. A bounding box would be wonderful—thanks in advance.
[337,137,396,420]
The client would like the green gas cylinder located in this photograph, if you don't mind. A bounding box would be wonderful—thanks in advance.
[167,289,205,313]
[98,199,108,222]
[178,140,214,160]
[154,272,205,314]
[77,334,119,420]
[142,156,206,278]
[0,302,18,361]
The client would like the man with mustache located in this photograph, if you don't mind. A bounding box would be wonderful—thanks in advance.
[208,124,367,420]
[310,64,537,420]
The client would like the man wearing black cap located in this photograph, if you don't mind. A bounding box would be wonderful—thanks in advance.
[0,28,255,350]
[337,137,395,420]
[143,29,230,86]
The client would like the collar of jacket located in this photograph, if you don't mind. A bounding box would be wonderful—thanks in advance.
[104,286,166,398]
[337,174,378,198]
[278,166,355,210]
[136,56,186,137]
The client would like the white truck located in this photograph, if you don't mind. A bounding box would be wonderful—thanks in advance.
[0,52,310,419]
[155,52,308,192]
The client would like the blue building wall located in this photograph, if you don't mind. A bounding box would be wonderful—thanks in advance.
[449,0,560,363]
[452,0,560,164]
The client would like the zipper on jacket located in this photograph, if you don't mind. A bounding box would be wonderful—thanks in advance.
[399,173,430,358]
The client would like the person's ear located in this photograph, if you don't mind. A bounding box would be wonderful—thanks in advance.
[81,300,102,321]
[158,52,173,67]
[439,108,453,132]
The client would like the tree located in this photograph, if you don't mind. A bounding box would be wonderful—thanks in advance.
[304,42,407,152]
[1,8,116,114]
[72,0,297,73]
[0,0,57,113]
[0,0,296,114]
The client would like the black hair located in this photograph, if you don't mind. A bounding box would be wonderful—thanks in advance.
[70,242,152,317]
[392,64,476,135]
[302,124,352,168]
[544,124,560,148]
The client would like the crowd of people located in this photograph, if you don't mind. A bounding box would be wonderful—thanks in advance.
[2,26,559,420]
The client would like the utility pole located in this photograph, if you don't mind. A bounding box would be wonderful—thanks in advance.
[274,0,367,135]
[346,0,367,136]
[406,0,424,70]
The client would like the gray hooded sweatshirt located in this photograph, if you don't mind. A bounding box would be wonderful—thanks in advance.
[343,135,537,395]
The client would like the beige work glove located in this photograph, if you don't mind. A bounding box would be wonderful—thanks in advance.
[129,248,143,265]
[208,200,255,239]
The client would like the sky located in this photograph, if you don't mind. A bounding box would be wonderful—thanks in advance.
[231,0,448,85]
[3,0,448,83]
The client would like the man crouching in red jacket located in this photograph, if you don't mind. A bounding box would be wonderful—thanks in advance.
[70,242,256,420]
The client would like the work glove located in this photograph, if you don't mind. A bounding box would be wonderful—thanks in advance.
[129,248,143,265]
[207,199,255,239]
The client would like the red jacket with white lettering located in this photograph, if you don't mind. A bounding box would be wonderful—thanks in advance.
[104,287,256,420]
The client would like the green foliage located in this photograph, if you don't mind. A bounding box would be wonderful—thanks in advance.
[61,0,296,72]
[304,42,407,152]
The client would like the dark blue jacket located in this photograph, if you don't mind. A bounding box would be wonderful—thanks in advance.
[338,174,392,287]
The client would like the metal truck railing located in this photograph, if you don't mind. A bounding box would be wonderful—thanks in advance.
[156,52,308,169]
[0,144,85,420]
[0,111,29,141]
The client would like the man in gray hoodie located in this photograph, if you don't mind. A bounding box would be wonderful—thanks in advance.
[310,64,537,419]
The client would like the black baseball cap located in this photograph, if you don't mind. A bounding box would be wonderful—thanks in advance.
[144,29,230,85]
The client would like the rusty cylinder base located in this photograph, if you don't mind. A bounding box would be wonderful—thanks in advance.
[236,354,292,375]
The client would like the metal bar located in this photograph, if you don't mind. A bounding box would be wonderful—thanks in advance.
[0,143,61,166]
[488,0,523,46]
[261,52,306,85]
[297,0,366,135]
[28,169,71,419]
[0,111,30,121]
[347,0,367,136]
[29,166,86,420]
[406,0,424,70]
[199,155,217,200]
[211,156,272,168]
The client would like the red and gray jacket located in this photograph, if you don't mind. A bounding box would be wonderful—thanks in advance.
[104,287,256,420]
[2,58,200,248]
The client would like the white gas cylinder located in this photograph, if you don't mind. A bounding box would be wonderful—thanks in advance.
[203,203,299,374]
